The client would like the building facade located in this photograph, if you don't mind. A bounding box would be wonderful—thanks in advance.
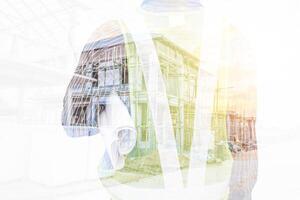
[61,33,207,158]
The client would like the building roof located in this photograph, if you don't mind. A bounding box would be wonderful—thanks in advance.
[83,34,125,52]
[82,33,200,65]
[81,33,215,77]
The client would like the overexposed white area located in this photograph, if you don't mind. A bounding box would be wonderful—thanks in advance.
[224,0,300,198]
[0,0,300,199]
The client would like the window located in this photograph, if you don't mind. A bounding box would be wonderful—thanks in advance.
[98,67,121,87]
[168,77,178,96]
[122,62,128,84]
[105,69,113,86]
[85,64,93,77]
[92,65,98,87]
[113,68,120,85]
[98,69,105,87]
[105,68,120,86]
[71,105,87,126]
[85,81,92,91]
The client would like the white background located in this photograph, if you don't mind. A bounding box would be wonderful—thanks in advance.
[0,0,300,199]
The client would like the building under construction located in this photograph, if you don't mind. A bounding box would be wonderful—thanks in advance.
[61,31,257,161]
[61,33,209,157]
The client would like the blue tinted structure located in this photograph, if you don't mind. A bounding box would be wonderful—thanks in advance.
[141,0,202,12]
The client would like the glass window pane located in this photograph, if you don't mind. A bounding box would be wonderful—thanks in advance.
[113,68,120,85]
[105,69,114,86]
[98,70,105,87]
